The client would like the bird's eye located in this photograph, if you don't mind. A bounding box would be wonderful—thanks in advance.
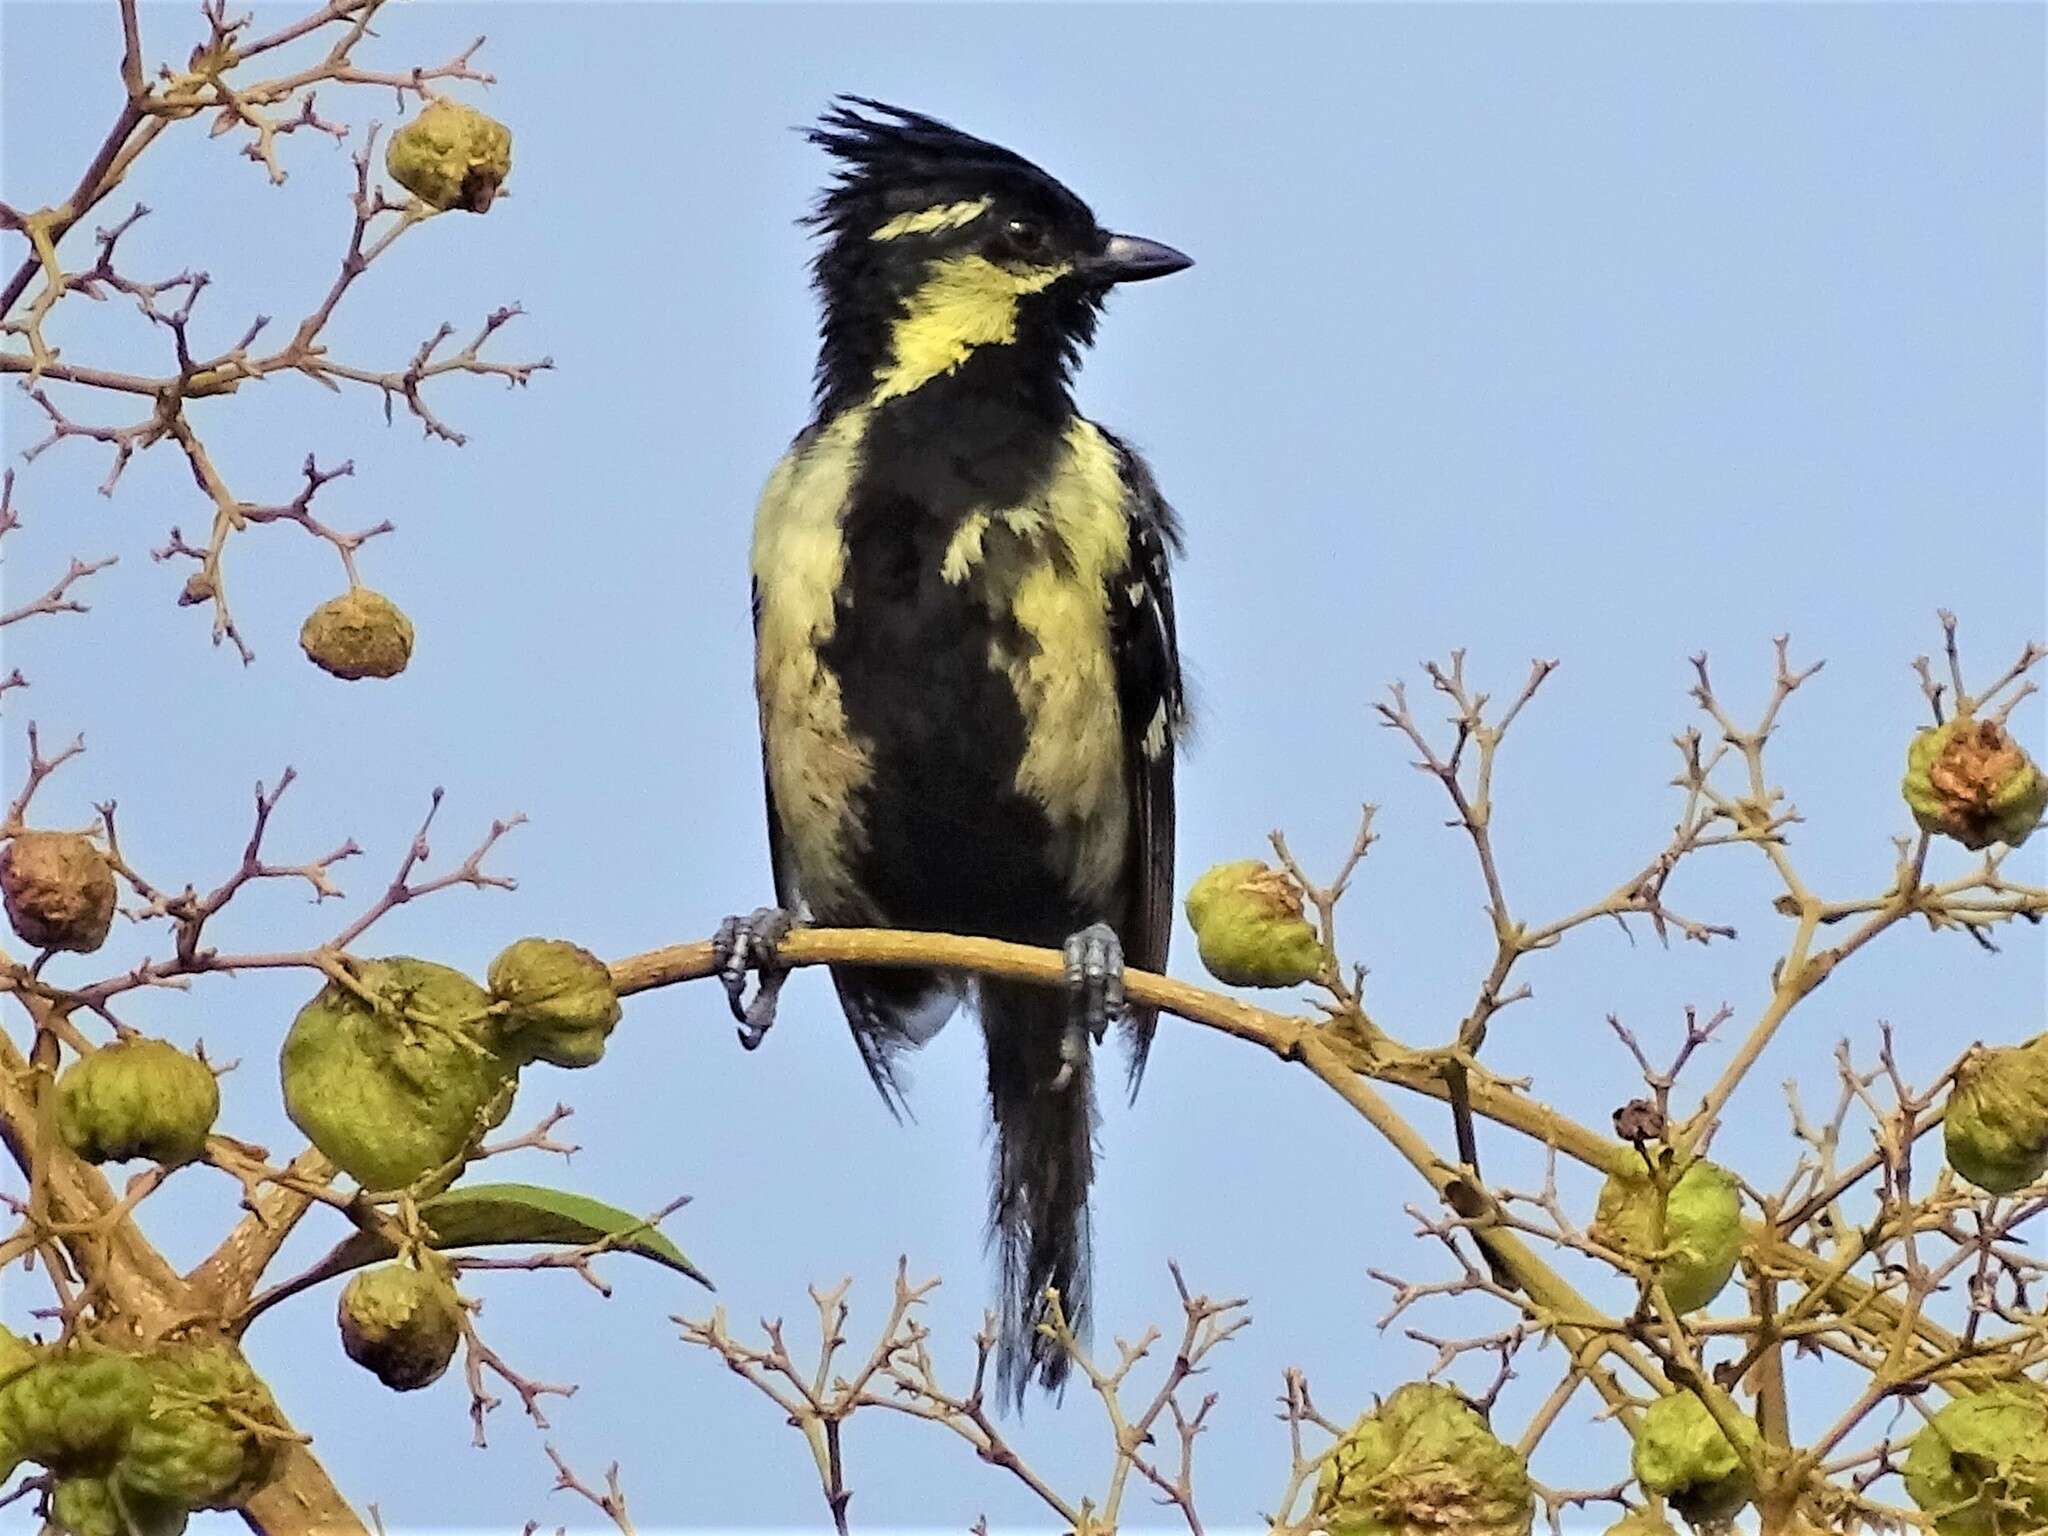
[1003,218,1048,254]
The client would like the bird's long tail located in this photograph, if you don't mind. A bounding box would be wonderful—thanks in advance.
[980,977,1097,1405]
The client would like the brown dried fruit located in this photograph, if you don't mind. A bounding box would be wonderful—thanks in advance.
[1903,716,2047,851]
[1612,1099,1666,1144]
[299,589,414,681]
[1,832,117,953]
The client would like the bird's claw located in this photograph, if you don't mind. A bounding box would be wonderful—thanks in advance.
[1052,921,1124,1089]
[713,906,795,1050]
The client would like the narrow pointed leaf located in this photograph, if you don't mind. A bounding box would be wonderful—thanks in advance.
[307,1182,710,1291]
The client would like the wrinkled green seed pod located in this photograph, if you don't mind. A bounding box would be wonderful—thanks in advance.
[1,831,117,953]
[488,937,622,1069]
[1903,1384,2048,1536]
[299,589,414,681]
[280,957,516,1190]
[338,1263,463,1392]
[1903,715,2048,852]
[120,1340,286,1510]
[1310,1381,1534,1536]
[1631,1391,1761,1525]
[1183,859,1327,989]
[1944,1038,2048,1195]
[0,1345,151,1476]
[0,1325,35,1382]
[0,1330,26,1483]
[386,100,513,212]
[1601,1513,1679,1536]
[57,1038,219,1168]
[1591,1158,1744,1315]
[0,1325,33,1482]
[48,1476,188,1536]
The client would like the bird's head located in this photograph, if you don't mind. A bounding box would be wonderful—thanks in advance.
[803,97,1190,413]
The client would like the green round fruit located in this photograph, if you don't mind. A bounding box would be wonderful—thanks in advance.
[57,1039,219,1168]
[0,1325,36,1382]
[1903,1384,2048,1535]
[338,1263,463,1392]
[1,831,117,953]
[299,589,414,681]
[1903,716,2048,852]
[1602,1514,1678,1536]
[1183,859,1327,989]
[0,1325,35,1482]
[1945,1039,2048,1195]
[488,937,621,1069]
[0,1344,151,1476]
[1311,1381,1534,1536]
[1631,1391,1760,1525]
[386,100,513,213]
[48,1476,188,1536]
[119,1339,285,1510]
[280,958,516,1191]
[1591,1158,1744,1315]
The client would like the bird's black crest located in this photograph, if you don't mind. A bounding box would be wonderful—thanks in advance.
[804,97,1094,242]
[800,98,1107,412]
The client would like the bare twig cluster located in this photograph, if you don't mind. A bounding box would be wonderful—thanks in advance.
[677,1259,1246,1535]
[3,0,548,664]
[0,471,116,702]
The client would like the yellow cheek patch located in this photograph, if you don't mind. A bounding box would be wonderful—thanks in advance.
[871,254,1071,403]
[869,197,992,242]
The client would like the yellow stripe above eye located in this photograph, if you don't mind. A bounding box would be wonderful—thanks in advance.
[869,197,993,242]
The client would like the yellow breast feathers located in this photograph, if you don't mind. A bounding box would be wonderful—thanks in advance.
[946,419,1134,903]
[750,410,873,914]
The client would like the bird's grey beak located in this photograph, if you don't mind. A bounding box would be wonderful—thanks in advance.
[1078,233,1193,284]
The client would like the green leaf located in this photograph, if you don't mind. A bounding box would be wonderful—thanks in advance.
[297,1182,711,1295]
[420,1184,710,1284]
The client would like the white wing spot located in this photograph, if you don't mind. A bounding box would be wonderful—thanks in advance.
[1141,700,1171,760]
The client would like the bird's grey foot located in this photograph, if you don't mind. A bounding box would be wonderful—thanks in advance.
[713,906,795,1051]
[1051,922,1124,1090]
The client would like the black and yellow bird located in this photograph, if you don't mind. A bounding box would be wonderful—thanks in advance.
[717,98,1189,1401]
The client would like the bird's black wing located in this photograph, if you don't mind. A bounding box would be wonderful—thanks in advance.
[1102,432,1185,1097]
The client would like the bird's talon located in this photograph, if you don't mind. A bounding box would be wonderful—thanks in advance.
[1060,921,1125,1057]
[713,906,795,1046]
[1100,971,1125,1043]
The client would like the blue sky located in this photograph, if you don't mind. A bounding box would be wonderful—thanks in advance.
[2,2,2043,1532]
